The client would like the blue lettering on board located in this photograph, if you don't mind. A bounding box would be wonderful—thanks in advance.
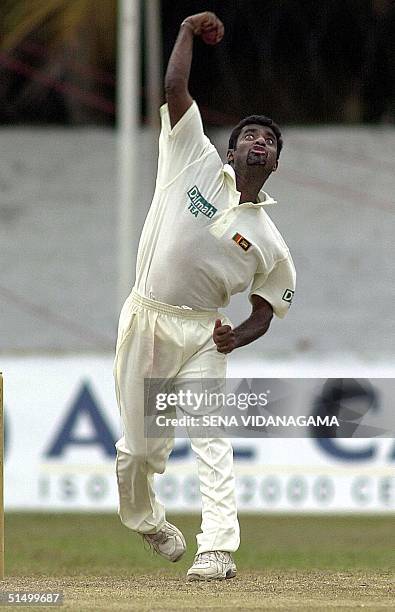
[45,383,116,457]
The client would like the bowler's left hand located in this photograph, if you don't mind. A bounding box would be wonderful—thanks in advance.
[213,319,236,354]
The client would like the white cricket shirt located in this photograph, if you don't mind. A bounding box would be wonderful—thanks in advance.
[135,101,296,317]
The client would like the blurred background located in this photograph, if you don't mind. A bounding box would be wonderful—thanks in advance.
[1,1,394,518]
[1,0,394,126]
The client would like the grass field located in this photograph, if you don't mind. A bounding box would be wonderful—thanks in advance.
[3,513,394,610]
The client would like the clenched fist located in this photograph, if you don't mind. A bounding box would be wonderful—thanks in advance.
[182,12,224,45]
[213,319,236,354]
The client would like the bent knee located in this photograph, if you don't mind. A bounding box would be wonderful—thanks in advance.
[118,449,147,465]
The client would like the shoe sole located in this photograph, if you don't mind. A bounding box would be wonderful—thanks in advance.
[171,547,186,562]
[171,531,187,562]
[187,568,236,581]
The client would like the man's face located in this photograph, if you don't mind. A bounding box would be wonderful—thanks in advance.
[228,124,278,174]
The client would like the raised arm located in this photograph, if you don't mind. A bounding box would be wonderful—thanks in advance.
[164,12,224,129]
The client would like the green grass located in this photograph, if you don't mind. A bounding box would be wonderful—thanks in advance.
[6,513,394,576]
[4,515,394,610]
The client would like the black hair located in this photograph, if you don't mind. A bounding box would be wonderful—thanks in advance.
[228,115,283,160]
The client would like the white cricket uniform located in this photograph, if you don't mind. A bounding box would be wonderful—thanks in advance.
[114,101,295,554]
[135,101,295,315]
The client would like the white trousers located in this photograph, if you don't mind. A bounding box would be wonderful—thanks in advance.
[113,289,240,554]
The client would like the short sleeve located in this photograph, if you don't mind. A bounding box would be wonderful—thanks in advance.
[157,101,214,186]
[249,255,296,319]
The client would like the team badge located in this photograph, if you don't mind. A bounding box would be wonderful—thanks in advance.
[232,232,251,251]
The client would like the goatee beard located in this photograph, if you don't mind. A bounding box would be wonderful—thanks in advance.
[246,151,267,166]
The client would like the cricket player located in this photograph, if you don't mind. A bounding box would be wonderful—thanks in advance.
[114,12,296,581]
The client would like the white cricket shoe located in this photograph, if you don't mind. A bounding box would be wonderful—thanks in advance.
[143,521,186,562]
[187,551,237,581]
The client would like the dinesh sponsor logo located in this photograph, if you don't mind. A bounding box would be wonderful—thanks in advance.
[282,289,294,303]
[187,185,217,219]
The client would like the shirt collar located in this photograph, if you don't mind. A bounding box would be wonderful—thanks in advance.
[223,163,277,207]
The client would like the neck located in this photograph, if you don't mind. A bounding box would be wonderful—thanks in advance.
[231,164,270,204]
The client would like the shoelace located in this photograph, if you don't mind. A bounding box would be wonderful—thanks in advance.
[143,523,175,551]
[193,551,231,570]
[146,530,168,545]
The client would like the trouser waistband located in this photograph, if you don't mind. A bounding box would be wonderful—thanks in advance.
[130,289,218,320]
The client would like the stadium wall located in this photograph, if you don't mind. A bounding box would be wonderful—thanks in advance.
[0,126,394,359]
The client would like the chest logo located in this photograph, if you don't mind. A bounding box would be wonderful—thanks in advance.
[232,232,252,251]
[187,186,217,219]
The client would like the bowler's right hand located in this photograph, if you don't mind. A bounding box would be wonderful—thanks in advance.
[182,12,224,45]
[213,319,236,354]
